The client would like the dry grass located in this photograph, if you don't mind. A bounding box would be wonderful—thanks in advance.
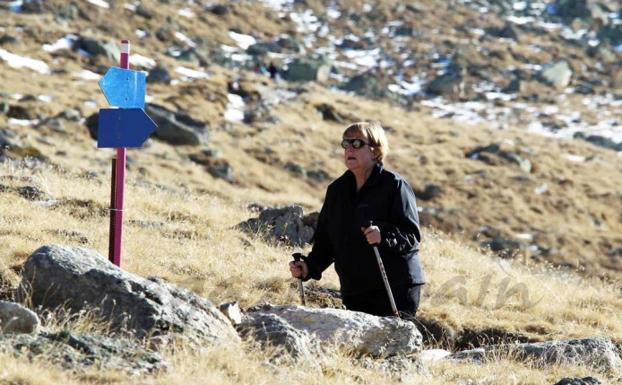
[1,160,621,384]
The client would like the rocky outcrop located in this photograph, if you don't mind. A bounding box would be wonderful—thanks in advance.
[18,245,240,346]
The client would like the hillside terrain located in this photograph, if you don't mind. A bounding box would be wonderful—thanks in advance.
[1,0,622,384]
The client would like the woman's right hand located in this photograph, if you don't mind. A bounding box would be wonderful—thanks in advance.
[289,260,309,279]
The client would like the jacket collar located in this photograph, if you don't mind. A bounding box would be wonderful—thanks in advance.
[345,162,383,193]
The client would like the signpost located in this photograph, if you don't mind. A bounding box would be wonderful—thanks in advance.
[98,40,156,267]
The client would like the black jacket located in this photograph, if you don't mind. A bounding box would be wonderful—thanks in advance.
[305,163,426,295]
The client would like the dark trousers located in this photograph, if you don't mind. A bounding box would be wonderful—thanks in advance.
[342,284,422,317]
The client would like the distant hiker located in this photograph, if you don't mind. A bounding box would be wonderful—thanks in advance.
[268,62,278,79]
[289,121,425,318]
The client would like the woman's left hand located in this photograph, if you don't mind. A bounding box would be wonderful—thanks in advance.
[361,225,381,245]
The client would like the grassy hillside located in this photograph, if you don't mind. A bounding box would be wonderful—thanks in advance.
[1,0,621,383]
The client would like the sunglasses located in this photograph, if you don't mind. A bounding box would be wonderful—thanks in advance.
[341,138,369,149]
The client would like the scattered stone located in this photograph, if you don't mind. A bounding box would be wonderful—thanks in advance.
[148,64,172,84]
[237,206,315,247]
[282,58,331,83]
[340,72,384,98]
[486,22,520,41]
[18,245,240,346]
[540,60,573,89]
[85,112,99,140]
[17,185,49,201]
[0,129,20,148]
[146,104,209,146]
[307,169,331,183]
[465,143,532,172]
[75,37,120,63]
[135,3,153,19]
[449,337,622,375]
[7,104,35,120]
[247,41,282,56]
[0,331,165,375]
[0,301,40,334]
[414,184,442,201]
[552,377,601,385]
[573,132,622,152]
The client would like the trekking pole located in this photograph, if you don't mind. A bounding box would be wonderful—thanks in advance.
[292,253,306,306]
[364,220,399,317]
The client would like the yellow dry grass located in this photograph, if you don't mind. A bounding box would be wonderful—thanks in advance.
[1,160,621,384]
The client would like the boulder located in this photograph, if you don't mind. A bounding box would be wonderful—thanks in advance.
[0,331,165,375]
[18,245,240,346]
[0,301,40,334]
[240,305,423,357]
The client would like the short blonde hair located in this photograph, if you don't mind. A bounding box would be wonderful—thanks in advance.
[343,121,389,163]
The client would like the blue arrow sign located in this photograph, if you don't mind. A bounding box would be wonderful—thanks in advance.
[99,67,146,108]
[98,108,156,148]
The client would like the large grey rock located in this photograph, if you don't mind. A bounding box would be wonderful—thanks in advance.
[449,337,622,375]
[540,60,573,89]
[0,331,165,375]
[241,304,423,357]
[0,301,39,334]
[237,206,315,247]
[18,245,239,346]
[146,104,209,146]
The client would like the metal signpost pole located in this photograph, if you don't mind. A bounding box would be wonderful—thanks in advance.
[98,40,156,268]
[111,40,130,267]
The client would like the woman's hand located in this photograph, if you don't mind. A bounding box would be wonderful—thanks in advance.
[289,260,309,279]
[362,225,381,245]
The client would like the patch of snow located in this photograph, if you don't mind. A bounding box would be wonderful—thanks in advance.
[175,66,209,80]
[178,8,194,18]
[37,95,53,103]
[224,94,245,122]
[130,54,156,69]
[75,70,102,80]
[174,32,196,48]
[86,0,110,9]
[0,49,50,74]
[135,29,148,39]
[42,34,78,53]
[229,31,256,50]
[9,118,39,126]
[564,154,586,162]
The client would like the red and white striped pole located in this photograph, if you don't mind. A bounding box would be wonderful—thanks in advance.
[110,39,130,267]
